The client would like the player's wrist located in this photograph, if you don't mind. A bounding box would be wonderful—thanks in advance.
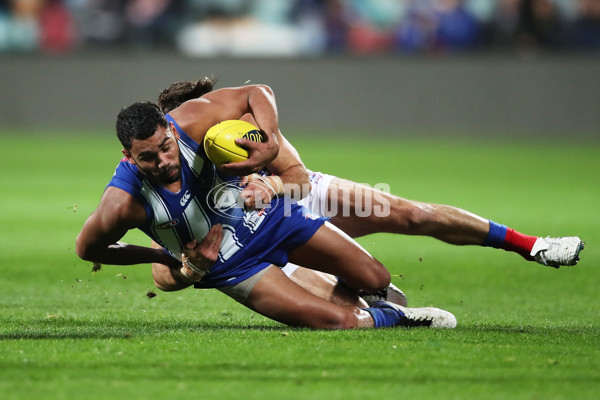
[180,255,207,282]
[267,176,284,196]
[179,264,202,283]
[254,175,284,197]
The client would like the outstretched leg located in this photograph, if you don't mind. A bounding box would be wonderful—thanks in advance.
[287,221,391,293]
[322,177,583,266]
[325,178,490,245]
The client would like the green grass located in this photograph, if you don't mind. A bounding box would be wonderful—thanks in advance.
[0,132,599,400]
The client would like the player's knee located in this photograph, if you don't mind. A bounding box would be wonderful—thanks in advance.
[311,307,359,330]
[359,259,391,293]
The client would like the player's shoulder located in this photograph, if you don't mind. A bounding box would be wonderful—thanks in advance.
[111,159,143,185]
[197,85,270,105]
[168,100,207,129]
[99,186,147,228]
[105,161,148,224]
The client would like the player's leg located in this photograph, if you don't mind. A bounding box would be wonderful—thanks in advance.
[282,264,368,307]
[242,266,456,329]
[244,266,373,329]
[315,176,583,266]
[287,221,391,294]
[324,177,489,242]
[283,263,408,307]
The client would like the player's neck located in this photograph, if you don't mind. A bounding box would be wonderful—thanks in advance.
[144,175,182,194]
[161,180,182,194]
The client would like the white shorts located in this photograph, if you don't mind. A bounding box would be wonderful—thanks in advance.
[218,265,273,304]
[297,170,336,216]
[282,170,336,277]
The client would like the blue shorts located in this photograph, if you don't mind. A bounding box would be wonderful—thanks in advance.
[194,203,327,289]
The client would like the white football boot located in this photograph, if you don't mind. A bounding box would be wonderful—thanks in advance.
[360,282,408,307]
[530,236,584,268]
[372,300,457,329]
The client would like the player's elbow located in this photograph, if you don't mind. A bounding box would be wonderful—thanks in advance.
[153,277,189,292]
[75,235,90,261]
[75,234,99,262]
[247,84,275,105]
[253,84,274,97]
[153,279,172,292]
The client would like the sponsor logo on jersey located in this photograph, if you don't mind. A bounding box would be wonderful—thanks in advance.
[156,219,179,229]
[180,190,191,206]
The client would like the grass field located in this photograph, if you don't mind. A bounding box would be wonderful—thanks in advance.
[0,132,599,400]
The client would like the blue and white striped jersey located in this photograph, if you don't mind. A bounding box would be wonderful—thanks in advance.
[107,115,326,288]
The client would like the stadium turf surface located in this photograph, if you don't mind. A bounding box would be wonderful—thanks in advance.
[0,132,598,400]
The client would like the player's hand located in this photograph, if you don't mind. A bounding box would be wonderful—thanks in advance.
[182,224,223,273]
[240,174,276,210]
[220,132,279,176]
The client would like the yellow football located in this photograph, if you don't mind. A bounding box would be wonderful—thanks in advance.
[203,120,263,167]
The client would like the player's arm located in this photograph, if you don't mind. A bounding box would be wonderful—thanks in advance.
[150,224,223,292]
[267,133,310,198]
[75,187,177,267]
[150,241,195,291]
[77,188,222,291]
[170,85,280,175]
[236,114,310,209]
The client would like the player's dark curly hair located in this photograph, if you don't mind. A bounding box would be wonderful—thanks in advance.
[116,101,167,150]
[157,77,218,113]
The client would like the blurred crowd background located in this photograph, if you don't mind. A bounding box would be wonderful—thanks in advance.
[1,0,599,56]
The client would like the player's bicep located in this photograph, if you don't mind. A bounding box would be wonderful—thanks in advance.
[172,88,254,136]
[76,188,145,259]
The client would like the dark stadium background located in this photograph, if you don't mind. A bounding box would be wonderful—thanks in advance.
[0,0,598,139]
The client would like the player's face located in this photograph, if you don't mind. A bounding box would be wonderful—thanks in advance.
[126,126,182,185]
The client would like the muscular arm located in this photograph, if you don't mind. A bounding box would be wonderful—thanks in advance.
[150,241,194,291]
[169,85,280,175]
[76,187,205,290]
[240,113,310,201]
[75,187,178,267]
[169,84,310,200]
